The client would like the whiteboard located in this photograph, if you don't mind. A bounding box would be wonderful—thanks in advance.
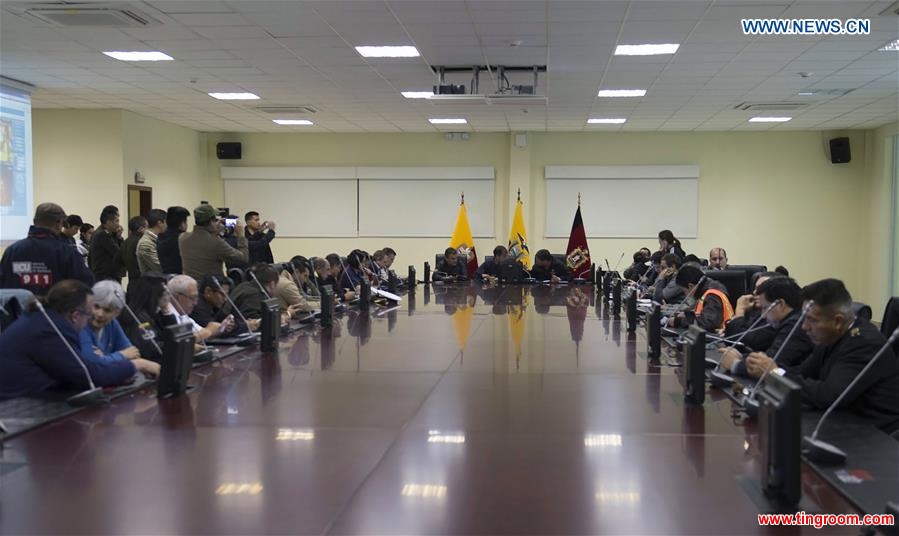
[544,165,699,238]
[358,179,494,237]
[223,179,357,237]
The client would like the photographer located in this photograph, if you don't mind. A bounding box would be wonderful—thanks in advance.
[179,204,248,280]
[245,211,276,265]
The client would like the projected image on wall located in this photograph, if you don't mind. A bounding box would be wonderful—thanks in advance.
[0,83,33,244]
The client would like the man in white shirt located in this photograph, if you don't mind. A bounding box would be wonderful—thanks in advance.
[166,274,233,342]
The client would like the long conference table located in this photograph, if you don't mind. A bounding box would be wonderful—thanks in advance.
[0,283,874,534]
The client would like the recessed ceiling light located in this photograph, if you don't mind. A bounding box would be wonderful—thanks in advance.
[272,119,313,125]
[614,44,679,56]
[597,89,646,97]
[355,46,420,58]
[587,118,627,124]
[797,91,816,96]
[102,51,173,62]
[748,116,792,122]
[402,91,434,99]
[429,118,467,124]
[878,39,899,51]
[208,92,260,100]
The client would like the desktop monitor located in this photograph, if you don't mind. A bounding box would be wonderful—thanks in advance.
[260,298,280,353]
[320,288,333,327]
[758,372,802,509]
[158,322,195,399]
[646,304,661,359]
[683,325,707,405]
[626,291,637,333]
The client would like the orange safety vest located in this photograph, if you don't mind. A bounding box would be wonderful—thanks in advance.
[694,288,734,330]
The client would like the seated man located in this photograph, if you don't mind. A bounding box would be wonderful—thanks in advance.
[340,250,369,291]
[191,275,255,334]
[231,264,297,322]
[708,248,728,270]
[651,253,685,304]
[719,277,814,377]
[434,247,467,282]
[724,271,784,350]
[316,256,354,302]
[638,251,663,288]
[747,279,899,434]
[673,265,733,331]
[530,249,571,283]
[476,245,509,284]
[166,274,234,342]
[623,248,652,281]
[275,256,316,317]
[0,280,157,400]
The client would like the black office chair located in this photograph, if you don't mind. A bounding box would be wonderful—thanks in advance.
[227,267,246,284]
[729,264,768,290]
[851,302,873,322]
[435,253,445,267]
[882,297,899,353]
[704,269,747,309]
[552,253,566,266]
[0,289,35,330]
[484,255,493,264]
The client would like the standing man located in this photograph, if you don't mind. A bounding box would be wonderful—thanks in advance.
[179,204,249,280]
[245,211,276,265]
[158,206,190,275]
[61,215,83,248]
[137,208,166,274]
[121,215,147,292]
[0,203,94,295]
[89,205,124,282]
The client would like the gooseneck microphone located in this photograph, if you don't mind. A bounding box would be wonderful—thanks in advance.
[708,301,778,387]
[116,289,163,356]
[34,301,107,406]
[744,301,814,409]
[803,324,899,465]
[612,252,625,272]
[249,270,272,300]
[212,276,256,335]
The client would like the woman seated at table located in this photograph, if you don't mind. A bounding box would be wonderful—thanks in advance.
[118,273,177,363]
[79,280,142,363]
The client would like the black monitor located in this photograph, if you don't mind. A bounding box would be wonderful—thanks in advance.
[320,288,333,327]
[626,291,637,333]
[498,259,527,283]
[260,298,280,353]
[758,372,802,509]
[682,325,707,405]
[407,265,416,291]
[646,304,661,359]
[359,279,371,311]
[158,322,195,399]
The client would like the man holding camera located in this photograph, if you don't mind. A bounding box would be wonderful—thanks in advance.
[245,211,276,265]
[179,204,249,280]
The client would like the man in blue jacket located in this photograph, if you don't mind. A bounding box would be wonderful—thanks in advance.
[0,279,158,400]
[0,203,94,295]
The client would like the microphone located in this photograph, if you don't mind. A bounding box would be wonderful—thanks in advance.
[212,276,256,335]
[115,289,163,356]
[803,324,899,465]
[743,301,814,411]
[612,252,625,272]
[34,301,108,406]
[604,258,611,271]
[249,270,272,300]
[708,301,778,387]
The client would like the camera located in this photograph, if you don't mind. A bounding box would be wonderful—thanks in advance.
[224,217,238,229]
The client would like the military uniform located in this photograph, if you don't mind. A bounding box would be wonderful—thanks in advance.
[0,226,95,295]
[784,318,899,434]
[732,308,814,376]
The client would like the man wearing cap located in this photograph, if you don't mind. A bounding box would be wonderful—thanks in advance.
[0,203,95,295]
[179,204,249,281]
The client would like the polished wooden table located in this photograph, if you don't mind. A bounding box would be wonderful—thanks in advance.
[0,284,860,534]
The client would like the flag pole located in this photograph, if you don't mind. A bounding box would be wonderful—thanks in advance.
[578,192,581,207]
[517,188,521,202]
[461,192,464,205]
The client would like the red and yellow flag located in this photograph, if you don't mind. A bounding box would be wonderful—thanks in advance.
[565,197,591,278]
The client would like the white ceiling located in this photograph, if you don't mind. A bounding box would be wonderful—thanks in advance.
[1,0,898,132]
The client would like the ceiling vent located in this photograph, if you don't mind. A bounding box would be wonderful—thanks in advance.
[734,102,809,112]
[255,105,318,114]
[17,3,160,27]
[879,1,899,15]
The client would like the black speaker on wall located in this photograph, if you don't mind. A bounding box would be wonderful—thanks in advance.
[216,142,241,160]
[829,137,851,164]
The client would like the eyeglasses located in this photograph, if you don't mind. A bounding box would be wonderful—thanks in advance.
[178,292,199,302]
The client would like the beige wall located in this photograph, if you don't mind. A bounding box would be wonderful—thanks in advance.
[27,108,896,311]
[33,109,124,224]
[204,132,510,269]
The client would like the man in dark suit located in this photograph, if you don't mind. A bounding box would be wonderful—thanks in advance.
[747,279,899,434]
[530,249,571,283]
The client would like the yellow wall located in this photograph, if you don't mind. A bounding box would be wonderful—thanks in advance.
[121,111,209,213]
[27,108,895,312]
[204,132,510,269]
[33,109,124,224]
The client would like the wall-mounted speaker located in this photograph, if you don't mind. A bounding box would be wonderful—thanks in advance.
[216,142,241,160]
[829,137,850,164]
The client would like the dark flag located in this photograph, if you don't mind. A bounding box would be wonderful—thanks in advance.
[565,198,591,279]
